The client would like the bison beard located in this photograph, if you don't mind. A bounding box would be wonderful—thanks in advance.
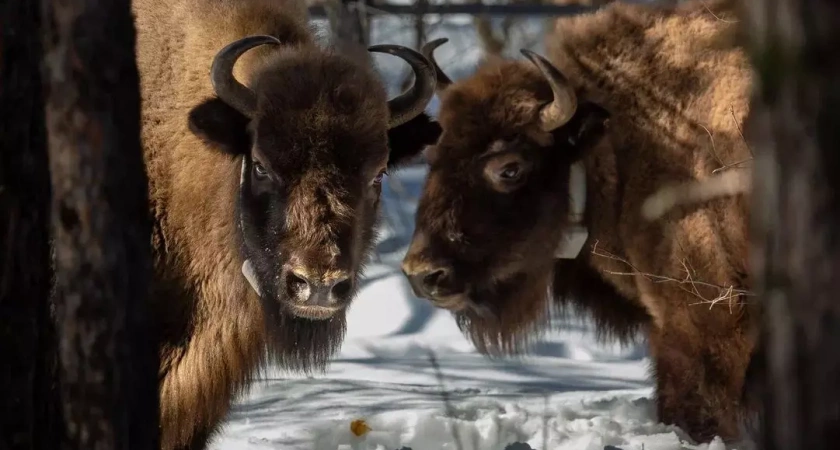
[260,297,347,374]
[454,266,555,356]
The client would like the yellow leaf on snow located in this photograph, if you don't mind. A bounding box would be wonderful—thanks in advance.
[349,419,372,437]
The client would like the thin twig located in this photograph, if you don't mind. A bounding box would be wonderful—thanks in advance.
[703,110,753,174]
[643,102,755,219]
[700,124,724,168]
[542,393,549,450]
[427,349,464,450]
[711,157,752,174]
[699,0,738,23]
[730,104,753,156]
[591,240,753,311]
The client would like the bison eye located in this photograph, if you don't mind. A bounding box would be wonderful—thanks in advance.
[499,164,520,180]
[372,170,387,186]
[253,161,268,179]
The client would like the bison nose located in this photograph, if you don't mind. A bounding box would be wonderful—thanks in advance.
[403,266,453,299]
[285,269,352,307]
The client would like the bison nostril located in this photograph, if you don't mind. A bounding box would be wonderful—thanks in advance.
[422,269,448,291]
[405,266,458,299]
[330,277,352,299]
[286,271,309,299]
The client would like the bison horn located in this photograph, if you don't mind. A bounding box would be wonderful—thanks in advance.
[420,38,453,95]
[368,44,437,129]
[210,35,282,118]
[520,49,578,132]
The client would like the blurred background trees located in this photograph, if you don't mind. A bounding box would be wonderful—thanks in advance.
[1,1,59,447]
[4,0,840,449]
[742,0,840,448]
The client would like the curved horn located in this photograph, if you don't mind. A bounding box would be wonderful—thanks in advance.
[421,38,453,94]
[520,49,578,132]
[210,35,282,118]
[368,44,437,129]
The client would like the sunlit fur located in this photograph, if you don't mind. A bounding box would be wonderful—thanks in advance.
[133,0,439,448]
[404,0,757,444]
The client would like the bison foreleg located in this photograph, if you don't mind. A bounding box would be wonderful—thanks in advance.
[648,321,753,444]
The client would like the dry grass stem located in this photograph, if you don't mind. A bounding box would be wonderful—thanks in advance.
[427,349,464,450]
[730,104,752,156]
[590,240,753,312]
[641,105,754,220]
[699,0,738,23]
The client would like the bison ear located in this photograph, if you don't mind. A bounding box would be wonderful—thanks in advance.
[187,97,251,155]
[386,112,442,169]
[559,101,610,153]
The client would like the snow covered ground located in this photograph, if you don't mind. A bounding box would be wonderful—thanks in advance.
[209,11,748,450]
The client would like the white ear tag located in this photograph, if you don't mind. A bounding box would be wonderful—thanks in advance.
[239,155,263,297]
[553,224,589,259]
[554,161,589,259]
[241,259,263,297]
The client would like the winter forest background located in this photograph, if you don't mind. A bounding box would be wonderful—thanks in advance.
[211,5,664,449]
[2,0,840,449]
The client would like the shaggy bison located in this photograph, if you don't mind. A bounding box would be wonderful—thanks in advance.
[132,0,439,448]
[401,0,756,443]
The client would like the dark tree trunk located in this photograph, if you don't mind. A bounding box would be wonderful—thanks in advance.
[40,0,160,448]
[743,0,840,448]
[0,1,60,449]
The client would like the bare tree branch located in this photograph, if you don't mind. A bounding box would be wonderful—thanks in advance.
[591,241,753,312]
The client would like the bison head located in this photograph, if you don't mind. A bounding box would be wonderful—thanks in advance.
[401,39,610,353]
[188,35,439,324]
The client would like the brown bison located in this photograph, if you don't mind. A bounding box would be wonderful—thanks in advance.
[401,0,757,444]
[132,0,439,448]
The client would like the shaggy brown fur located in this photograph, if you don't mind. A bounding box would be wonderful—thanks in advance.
[133,0,439,448]
[402,0,756,443]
